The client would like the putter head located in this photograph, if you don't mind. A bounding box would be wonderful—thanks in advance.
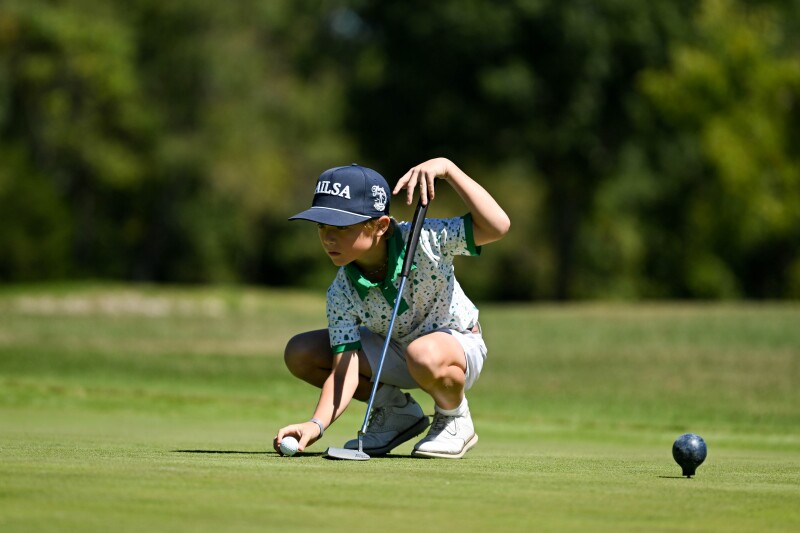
[324,447,370,460]
[324,432,371,460]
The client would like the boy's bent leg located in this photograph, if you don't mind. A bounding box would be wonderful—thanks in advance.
[405,331,468,409]
[405,332,479,459]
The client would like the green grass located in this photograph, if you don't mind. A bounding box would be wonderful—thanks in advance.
[1,285,798,532]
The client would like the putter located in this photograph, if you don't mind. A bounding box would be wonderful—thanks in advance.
[325,199,430,460]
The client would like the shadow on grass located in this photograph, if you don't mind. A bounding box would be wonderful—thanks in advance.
[173,449,270,455]
[173,449,327,457]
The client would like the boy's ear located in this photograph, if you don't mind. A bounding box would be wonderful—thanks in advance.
[376,215,391,236]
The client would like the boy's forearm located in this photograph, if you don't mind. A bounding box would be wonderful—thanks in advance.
[311,350,360,430]
[442,160,511,246]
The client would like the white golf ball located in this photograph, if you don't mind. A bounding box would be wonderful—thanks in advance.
[279,436,299,456]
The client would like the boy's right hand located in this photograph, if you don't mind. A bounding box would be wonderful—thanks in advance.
[273,421,322,455]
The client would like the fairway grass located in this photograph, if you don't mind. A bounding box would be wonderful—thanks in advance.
[1,285,799,532]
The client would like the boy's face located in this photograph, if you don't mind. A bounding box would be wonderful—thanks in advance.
[317,221,376,267]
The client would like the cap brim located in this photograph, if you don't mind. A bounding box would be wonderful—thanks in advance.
[288,206,372,226]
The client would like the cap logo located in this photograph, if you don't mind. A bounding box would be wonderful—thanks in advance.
[315,180,351,199]
[372,185,387,211]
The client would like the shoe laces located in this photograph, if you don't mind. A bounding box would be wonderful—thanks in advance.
[367,406,387,430]
[429,412,455,435]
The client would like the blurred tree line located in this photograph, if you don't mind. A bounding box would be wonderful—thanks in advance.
[1,0,799,300]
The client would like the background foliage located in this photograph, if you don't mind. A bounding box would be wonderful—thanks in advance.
[2,0,799,300]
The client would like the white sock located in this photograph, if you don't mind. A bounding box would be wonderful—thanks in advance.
[373,384,406,407]
[435,396,468,417]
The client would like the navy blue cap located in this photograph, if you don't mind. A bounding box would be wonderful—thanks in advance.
[289,164,391,226]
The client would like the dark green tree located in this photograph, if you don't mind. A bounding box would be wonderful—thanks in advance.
[634,0,800,297]
[317,0,693,299]
[0,0,154,279]
[0,0,351,285]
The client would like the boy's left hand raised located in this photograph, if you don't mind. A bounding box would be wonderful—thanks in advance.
[394,157,451,206]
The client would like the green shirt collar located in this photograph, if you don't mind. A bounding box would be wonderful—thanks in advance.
[344,223,416,313]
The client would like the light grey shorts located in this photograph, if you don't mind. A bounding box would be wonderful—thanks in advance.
[358,325,487,391]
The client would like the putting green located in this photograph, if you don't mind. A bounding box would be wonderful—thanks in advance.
[1,286,798,531]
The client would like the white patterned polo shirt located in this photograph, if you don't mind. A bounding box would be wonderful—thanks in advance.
[326,214,481,353]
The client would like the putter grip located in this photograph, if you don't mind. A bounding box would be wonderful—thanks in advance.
[400,201,429,278]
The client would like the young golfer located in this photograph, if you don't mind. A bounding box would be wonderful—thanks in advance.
[273,157,510,458]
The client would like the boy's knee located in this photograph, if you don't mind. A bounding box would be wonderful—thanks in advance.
[406,333,466,379]
[406,338,444,373]
[284,334,303,369]
[285,332,307,356]
[283,330,331,376]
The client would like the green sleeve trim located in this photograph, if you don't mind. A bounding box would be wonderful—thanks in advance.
[462,213,482,256]
[332,341,361,354]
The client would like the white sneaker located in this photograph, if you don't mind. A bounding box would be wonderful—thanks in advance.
[411,406,478,459]
[344,393,429,455]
